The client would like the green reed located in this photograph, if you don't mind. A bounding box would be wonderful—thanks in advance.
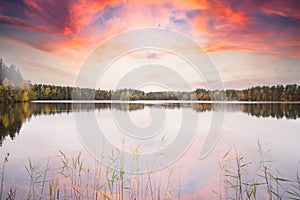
[0,153,9,200]
[1,142,299,199]
[217,141,298,200]
[3,149,177,200]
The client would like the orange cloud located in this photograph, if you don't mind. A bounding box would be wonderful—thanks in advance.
[186,0,300,57]
[24,0,43,12]
[0,0,299,58]
[68,0,119,33]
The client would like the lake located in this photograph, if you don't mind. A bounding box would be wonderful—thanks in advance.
[0,102,299,199]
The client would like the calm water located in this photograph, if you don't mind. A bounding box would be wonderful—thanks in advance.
[0,102,299,199]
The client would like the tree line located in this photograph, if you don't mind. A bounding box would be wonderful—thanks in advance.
[0,58,299,103]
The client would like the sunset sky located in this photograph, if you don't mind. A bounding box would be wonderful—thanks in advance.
[0,0,299,90]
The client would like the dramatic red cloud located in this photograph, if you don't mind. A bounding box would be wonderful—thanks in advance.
[68,0,120,33]
[0,14,50,33]
[24,0,43,12]
[187,0,300,57]
[0,0,299,57]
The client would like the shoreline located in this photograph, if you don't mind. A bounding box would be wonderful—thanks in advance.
[30,100,300,104]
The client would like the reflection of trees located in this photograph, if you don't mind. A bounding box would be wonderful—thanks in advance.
[236,103,300,119]
[0,102,299,146]
[151,103,300,119]
[0,103,146,146]
[189,103,300,119]
[0,104,24,146]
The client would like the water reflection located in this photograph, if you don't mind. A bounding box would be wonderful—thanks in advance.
[0,102,299,146]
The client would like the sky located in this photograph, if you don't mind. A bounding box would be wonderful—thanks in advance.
[0,0,300,90]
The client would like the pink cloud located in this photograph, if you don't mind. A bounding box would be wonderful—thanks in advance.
[0,0,299,58]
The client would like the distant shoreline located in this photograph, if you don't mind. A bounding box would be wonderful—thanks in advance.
[31,100,300,104]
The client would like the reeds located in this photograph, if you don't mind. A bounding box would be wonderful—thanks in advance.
[0,142,299,199]
[0,150,177,200]
[0,153,9,200]
[217,141,298,200]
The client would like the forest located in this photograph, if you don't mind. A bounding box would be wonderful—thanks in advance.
[0,58,299,103]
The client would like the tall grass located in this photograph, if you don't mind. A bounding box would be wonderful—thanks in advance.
[0,143,299,199]
[217,141,299,200]
[0,150,178,200]
[0,153,9,200]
